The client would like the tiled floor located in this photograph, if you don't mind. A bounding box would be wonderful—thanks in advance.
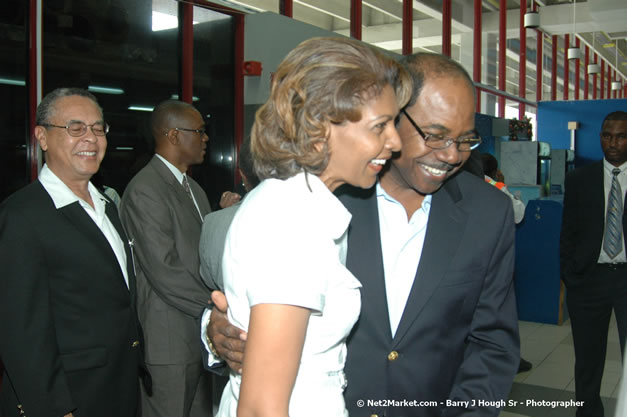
[499,314,623,417]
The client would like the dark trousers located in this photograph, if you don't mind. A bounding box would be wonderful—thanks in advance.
[567,263,627,417]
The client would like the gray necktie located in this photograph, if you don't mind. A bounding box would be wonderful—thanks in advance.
[182,175,194,201]
[603,168,623,259]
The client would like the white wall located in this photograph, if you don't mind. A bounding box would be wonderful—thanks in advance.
[243,12,343,106]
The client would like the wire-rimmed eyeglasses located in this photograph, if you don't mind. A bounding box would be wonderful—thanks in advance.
[401,109,481,152]
[41,121,109,137]
[173,127,207,136]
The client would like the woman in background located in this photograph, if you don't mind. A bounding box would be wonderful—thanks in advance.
[215,37,412,417]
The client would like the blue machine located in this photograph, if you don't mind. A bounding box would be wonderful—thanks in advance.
[514,198,568,324]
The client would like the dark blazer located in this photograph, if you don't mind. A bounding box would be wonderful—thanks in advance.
[0,180,145,417]
[120,156,212,366]
[339,171,520,417]
[560,160,626,288]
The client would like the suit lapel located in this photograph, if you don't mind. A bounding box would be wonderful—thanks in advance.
[104,199,136,297]
[150,156,204,224]
[392,176,468,346]
[58,202,126,289]
[343,187,393,342]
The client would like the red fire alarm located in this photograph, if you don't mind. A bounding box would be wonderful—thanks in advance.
[243,61,262,76]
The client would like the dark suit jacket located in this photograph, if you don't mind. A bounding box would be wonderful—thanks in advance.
[120,156,212,366]
[0,181,145,417]
[560,160,626,288]
[339,171,520,417]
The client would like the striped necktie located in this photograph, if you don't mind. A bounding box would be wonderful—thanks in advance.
[182,175,194,201]
[603,168,623,259]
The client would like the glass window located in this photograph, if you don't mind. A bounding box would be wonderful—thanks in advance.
[39,0,179,196]
[191,5,236,207]
[35,0,236,207]
[0,0,28,202]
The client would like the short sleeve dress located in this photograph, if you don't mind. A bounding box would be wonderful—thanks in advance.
[216,172,362,417]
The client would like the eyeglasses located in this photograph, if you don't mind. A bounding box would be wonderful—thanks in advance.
[42,121,109,137]
[401,109,481,152]
[174,127,207,136]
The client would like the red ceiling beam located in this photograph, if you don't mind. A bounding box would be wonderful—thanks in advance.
[279,0,293,17]
[564,34,569,101]
[584,44,589,99]
[442,0,452,57]
[402,0,413,55]
[350,0,362,40]
[498,0,506,116]
[551,35,557,101]
[574,38,580,100]
[519,0,526,118]
[473,0,482,110]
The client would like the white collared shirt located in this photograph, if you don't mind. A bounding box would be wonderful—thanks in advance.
[155,154,203,221]
[377,182,432,337]
[598,159,627,263]
[39,164,129,288]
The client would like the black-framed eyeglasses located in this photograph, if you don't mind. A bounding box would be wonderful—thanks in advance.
[174,127,207,136]
[42,121,109,137]
[401,109,481,152]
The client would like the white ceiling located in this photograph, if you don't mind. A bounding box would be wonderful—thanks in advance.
[201,0,627,105]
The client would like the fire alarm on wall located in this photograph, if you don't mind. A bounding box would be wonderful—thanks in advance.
[243,61,262,76]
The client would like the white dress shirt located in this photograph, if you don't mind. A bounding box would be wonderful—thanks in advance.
[598,159,627,264]
[377,182,432,337]
[155,153,203,221]
[39,164,129,288]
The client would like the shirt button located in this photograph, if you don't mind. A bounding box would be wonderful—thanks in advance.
[132,340,140,348]
[370,414,379,417]
[388,350,399,361]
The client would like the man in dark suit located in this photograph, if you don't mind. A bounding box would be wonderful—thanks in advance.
[560,110,627,417]
[120,100,213,417]
[338,53,519,417]
[207,52,519,417]
[0,87,148,417]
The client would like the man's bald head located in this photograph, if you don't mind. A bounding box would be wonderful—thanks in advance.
[400,52,475,109]
[151,100,198,142]
[151,99,208,172]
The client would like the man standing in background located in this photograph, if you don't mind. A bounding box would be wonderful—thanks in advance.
[560,110,627,417]
[121,99,213,417]
[1,87,147,417]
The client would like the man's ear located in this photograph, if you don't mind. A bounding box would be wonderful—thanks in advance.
[164,128,179,145]
[34,125,48,151]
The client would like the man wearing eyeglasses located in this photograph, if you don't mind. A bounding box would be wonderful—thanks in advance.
[207,52,519,417]
[0,88,149,417]
[120,99,213,417]
[337,52,518,417]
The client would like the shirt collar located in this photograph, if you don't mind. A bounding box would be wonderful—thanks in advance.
[39,164,107,212]
[376,180,432,211]
[156,153,186,184]
[603,159,627,174]
[299,172,352,241]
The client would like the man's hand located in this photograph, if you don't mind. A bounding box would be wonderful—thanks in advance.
[219,191,241,209]
[209,290,247,373]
